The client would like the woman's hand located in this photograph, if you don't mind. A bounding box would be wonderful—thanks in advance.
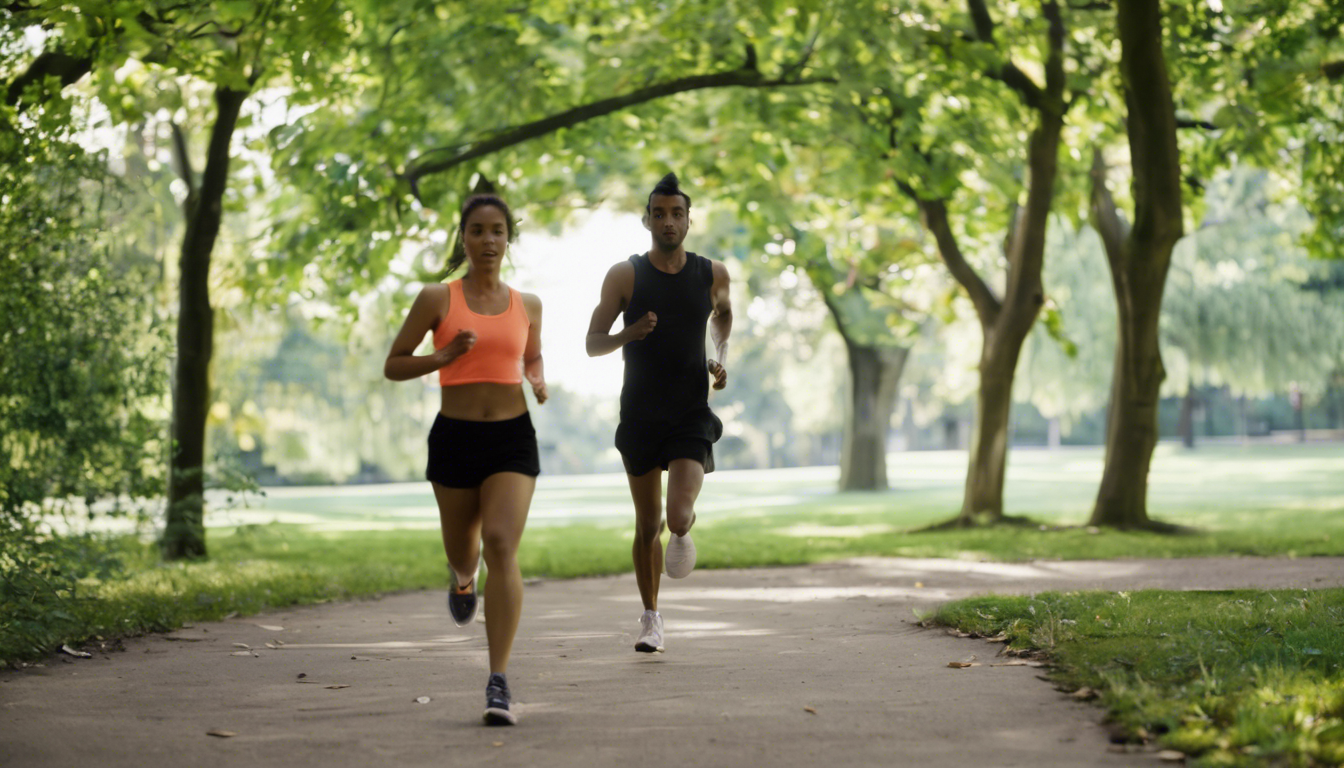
[526,370,548,405]
[437,329,477,366]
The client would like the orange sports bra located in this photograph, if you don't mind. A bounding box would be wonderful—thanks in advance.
[433,279,529,387]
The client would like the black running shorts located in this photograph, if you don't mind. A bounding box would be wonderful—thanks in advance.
[615,406,723,477]
[426,412,540,488]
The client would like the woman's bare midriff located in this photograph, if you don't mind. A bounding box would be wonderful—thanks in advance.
[439,382,529,421]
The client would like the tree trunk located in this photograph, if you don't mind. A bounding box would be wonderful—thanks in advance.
[163,86,249,560]
[1179,385,1196,448]
[838,341,909,491]
[958,336,1023,520]
[1088,0,1184,529]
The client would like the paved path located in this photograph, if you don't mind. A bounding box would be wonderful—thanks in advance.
[4,557,1342,767]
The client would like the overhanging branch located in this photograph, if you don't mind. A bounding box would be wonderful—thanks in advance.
[404,55,835,185]
[5,50,94,107]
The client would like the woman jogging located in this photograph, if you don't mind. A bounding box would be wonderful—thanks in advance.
[384,193,547,726]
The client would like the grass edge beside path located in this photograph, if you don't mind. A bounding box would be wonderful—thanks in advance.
[932,590,1344,768]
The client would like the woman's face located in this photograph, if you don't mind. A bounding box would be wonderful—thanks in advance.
[462,204,509,271]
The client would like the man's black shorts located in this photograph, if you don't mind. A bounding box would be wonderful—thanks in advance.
[426,412,540,488]
[615,406,723,477]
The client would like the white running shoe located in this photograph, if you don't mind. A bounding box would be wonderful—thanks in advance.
[664,532,697,579]
[635,609,664,653]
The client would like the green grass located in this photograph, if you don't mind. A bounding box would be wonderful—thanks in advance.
[4,442,1343,668]
[933,590,1344,767]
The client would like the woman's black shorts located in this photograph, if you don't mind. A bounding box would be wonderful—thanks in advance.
[426,412,540,489]
[615,406,723,477]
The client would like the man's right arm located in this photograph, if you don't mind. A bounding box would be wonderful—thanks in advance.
[587,262,652,357]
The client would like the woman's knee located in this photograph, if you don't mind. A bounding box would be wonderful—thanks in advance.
[480,525,520,564]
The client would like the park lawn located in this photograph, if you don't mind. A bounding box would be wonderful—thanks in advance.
[10,496,1340,669]
[933,590,1344,768]
[5,442,1342,668]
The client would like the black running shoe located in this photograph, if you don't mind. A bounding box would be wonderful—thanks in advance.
[447,567,478,627]
[483,672,517,726]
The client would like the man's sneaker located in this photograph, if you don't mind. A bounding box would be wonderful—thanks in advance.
[447,564,479,627]
[483,672,516,726]
[635,609,664,653]
[664,531,697,579]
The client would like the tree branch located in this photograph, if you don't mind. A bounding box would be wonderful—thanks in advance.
[170,121,198,199]
[965,0,1045,111]
[1088,149,1128,269]
[901,183,1002,327]
[1176,117,1216,130]
[5,50,93,107]
[404,57,835,184]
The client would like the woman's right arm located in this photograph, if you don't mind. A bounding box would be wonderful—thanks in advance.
[384,285,474,381]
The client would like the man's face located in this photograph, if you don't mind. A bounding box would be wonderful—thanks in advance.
[646,193,690,251]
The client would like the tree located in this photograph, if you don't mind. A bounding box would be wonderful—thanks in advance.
[1085,0,1184,529]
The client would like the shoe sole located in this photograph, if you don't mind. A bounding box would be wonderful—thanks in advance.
[665,539,696,579]
[664,513,696,579]
[448,595,478,627]
[634,642,664,653]
[483,707,517,726]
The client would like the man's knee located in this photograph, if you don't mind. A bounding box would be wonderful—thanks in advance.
[665,506,693,536]
[634,517,664,546]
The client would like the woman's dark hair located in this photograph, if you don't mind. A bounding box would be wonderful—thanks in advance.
[645,172,691,213]
[443,194,518,276]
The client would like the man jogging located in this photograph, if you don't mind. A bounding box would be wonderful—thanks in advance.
[585,172,732,654]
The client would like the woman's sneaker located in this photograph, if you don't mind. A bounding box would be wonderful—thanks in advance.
[447,565,478,627]
[483,672,517,726]
[635,609,664,653]
[664,532,696,579]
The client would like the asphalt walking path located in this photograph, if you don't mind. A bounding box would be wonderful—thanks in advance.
[4,556,1343,767]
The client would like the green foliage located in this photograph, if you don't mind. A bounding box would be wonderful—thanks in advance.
[936,589,1344,766]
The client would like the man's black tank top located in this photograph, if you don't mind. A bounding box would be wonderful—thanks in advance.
[620,252,714,422]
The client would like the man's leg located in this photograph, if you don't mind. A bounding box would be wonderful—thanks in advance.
[665,458,705,537]
[626,469,664,611]
[663,459,705,578]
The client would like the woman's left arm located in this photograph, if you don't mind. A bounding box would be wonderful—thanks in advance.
[522,292,548,405]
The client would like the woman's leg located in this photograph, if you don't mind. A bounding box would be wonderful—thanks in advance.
[431,482,483,585]
[477,471,536,674]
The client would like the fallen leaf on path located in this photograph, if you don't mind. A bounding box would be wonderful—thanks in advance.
[325,685,350,690]
[60,645,92,658]
[1157,750,1185,762]
[206,730,236,738]
[414,696,431,704]
[232,643,251,650]
[803,706,817,715]
[1070,687,1098,700]
[257,625,284,631]
[229,651,254,657]
[297,673,307,679]
[914,582,924,588]
[264,643,279,650]
[984,634,1008,643]
[947,661,980,669]
[492,742,504,748]
[989,660,1044,667]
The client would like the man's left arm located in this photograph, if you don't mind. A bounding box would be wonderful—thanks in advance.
[708,260,732,390]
